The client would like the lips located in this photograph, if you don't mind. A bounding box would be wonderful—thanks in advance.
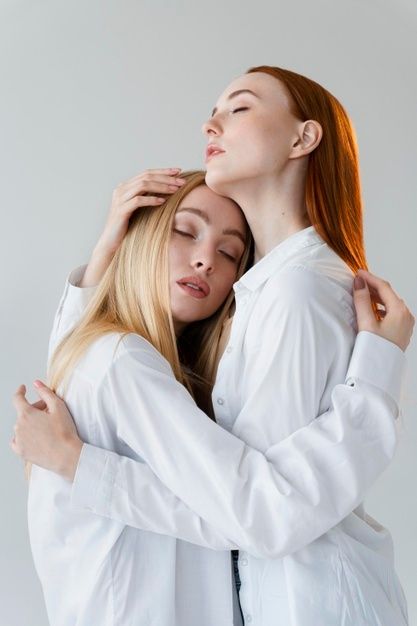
[176,276,210,298]
[205,144,225,161]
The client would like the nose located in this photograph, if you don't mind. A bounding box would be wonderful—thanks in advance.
[191,245,215,274]
[201,114,221,137]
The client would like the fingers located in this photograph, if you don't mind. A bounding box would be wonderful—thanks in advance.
[12,384,30,412]
[101,167,187,256]
[356,269,400,313]
[122,195,165,215]
[32,399,47,410]
[32,380,60,409]
[123,177,186,203]
[130,172,185,187]
[119,169,186,203]
[355,270,415,351]
[132,167,182,178]
[353,274,377,330]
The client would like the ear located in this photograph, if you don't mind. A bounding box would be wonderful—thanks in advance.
[289,120,323,159]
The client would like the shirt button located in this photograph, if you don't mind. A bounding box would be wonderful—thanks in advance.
[240,557,248,566]
[245,615,252,623]
[217,397,225,405]
[226,346,233,353]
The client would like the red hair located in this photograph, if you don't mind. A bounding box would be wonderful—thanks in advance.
[247,65,367,274]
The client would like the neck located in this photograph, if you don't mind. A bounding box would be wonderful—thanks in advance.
[229,167,311,262]
[173,320,187,337]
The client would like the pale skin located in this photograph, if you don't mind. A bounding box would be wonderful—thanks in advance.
[12,72,415,480]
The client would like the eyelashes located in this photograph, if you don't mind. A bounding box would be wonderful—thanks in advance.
[173,228,194,238]
[220,251,238,262]
[231,107,249,114]
[173,229,238,263]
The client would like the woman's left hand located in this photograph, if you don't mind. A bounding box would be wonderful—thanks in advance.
[11,381,83,482]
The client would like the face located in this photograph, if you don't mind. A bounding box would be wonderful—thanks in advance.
[202,72,301,196]
[168,184,247,334]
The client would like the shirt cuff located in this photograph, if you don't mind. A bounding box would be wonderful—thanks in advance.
[65,265,97,309]
[345,331,406,409]
[71,443,117,514]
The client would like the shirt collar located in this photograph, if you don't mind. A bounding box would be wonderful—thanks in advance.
[235,225,323,293]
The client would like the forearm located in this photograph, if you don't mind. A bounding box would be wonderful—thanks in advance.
[79,245,115,288]
[68,379,397,560]
[68,336,402,560]
[71,443,240,552]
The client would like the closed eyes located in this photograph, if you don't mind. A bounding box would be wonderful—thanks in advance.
[174,228,194,238]
[220,251,238,262]
[173,229,238,263]
[230,107,249,114]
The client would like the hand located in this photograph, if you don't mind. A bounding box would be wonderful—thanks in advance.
[80,167,186,287]
[353,269,415,351]
[11,381,83,482]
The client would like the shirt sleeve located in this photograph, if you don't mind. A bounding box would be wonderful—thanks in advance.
[48,265,96,362]
[69,267,405,559]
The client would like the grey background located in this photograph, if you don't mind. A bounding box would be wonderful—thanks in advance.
[1,1,416,624]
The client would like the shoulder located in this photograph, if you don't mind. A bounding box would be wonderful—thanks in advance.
[264,269,350,312]
[302,241,355,296]
[113,333,173,374]
[255,252,355,330]
[76,332,172,384]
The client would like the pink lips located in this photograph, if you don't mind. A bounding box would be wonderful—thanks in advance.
[176,276,210,299]
[205,144,225,162]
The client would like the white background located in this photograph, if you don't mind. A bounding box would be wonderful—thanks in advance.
[1,1,416,624]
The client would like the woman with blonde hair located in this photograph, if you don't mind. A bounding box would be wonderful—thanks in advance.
[17,170,255,626]
[13,66,413,626]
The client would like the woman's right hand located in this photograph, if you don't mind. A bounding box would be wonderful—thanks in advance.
[81,168,186,287]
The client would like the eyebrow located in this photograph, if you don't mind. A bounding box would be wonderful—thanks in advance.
[211,89,260,117]
[176,207,247,246]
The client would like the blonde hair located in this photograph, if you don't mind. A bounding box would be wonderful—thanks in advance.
[49,170,252,404]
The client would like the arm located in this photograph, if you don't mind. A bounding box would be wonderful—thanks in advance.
[48,265,96,360]
[18,270,408,559]
[48,167,186,359]
[71,314,402,560]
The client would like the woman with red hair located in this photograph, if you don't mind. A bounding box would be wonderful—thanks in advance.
[13,66,413,625]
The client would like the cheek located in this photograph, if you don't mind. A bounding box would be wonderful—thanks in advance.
[251,126,289,166]
[243,114,294,161]
[168,242,185,277]
[212,266,237,304]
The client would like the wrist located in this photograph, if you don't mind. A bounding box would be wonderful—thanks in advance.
[91,243,116,263]
[58,437,83,482]
[79,246,114,288]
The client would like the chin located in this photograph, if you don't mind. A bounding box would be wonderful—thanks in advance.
[204,168,233,197]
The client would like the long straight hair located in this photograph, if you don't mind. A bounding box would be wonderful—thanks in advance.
[48,170,252,402]
[247,65,368,274]
[25,172,251,480]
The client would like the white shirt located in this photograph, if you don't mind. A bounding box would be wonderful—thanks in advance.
[29,226,408,626]
[28,334,238,626]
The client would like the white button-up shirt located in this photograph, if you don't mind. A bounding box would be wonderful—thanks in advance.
[29,226,408,626]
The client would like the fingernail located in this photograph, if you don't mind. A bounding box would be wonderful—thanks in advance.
[354,276,366,290]
[33,380,44,388]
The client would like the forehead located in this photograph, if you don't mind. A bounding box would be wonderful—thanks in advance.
[177,185,245,227]
[215,72,291,110]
